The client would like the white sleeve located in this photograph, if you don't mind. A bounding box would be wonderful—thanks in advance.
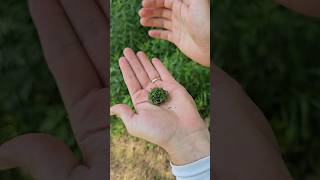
[170,156,210,180]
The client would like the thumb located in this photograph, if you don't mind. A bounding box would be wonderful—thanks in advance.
[110,104,135,127]
[0,133,79,180]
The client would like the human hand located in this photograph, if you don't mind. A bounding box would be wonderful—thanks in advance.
[111,48,210,165]
[0,0,108,179]
[213,66,293,180]
[139,0,210,67]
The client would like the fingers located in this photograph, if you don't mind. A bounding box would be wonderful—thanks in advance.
[123,48,150,88]
[59,0,108,86]
[142,0,174,9]
[0,134,79,179]
[139,1,173,31]
[28,0,101,111]
[139,7,173,41]
[96,0,109,18]
[151,58,175,81]
[148,29,173,42]
[121,49,173,85]
[139,8,172,19]
[110,104,135,128]
[29,0,108,167]
[136,51,161,81]
[140,17,172,30]
[68,89,108,167]
[119,57,142,96]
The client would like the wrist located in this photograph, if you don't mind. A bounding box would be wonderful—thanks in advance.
[164,128,210,165]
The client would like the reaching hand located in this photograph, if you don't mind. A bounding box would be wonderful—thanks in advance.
[0,0,108,179]
[111,48,210,165]
[139,0,210,67]
[213,66,293,180]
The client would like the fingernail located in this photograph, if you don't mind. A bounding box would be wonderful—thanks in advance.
[140,18,144,25]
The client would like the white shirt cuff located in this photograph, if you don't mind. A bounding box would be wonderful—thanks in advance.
[170,156,210,180]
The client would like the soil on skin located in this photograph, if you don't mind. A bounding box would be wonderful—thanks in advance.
[110,133,175,180]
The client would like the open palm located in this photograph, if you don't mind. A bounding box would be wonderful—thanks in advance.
[0,0,108,179]
[111,48,208,157]
[139,0,210,66]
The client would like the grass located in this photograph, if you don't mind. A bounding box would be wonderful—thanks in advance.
[214,0,320,179]
[110,0,210,178]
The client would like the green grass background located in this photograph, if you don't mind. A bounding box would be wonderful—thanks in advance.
[214,0,320,179]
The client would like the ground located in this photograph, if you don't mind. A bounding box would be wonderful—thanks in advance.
[110,133,174,180]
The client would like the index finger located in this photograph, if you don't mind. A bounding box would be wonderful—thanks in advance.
[60,0,108,86]
[142,0,174,9]
[29,0,106,166]
[97,0,109,18]
[119,57,142,97]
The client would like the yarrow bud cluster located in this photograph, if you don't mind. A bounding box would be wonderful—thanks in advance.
[148,87,169,105]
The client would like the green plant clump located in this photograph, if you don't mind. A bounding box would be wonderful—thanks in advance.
[148,88,169,105]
